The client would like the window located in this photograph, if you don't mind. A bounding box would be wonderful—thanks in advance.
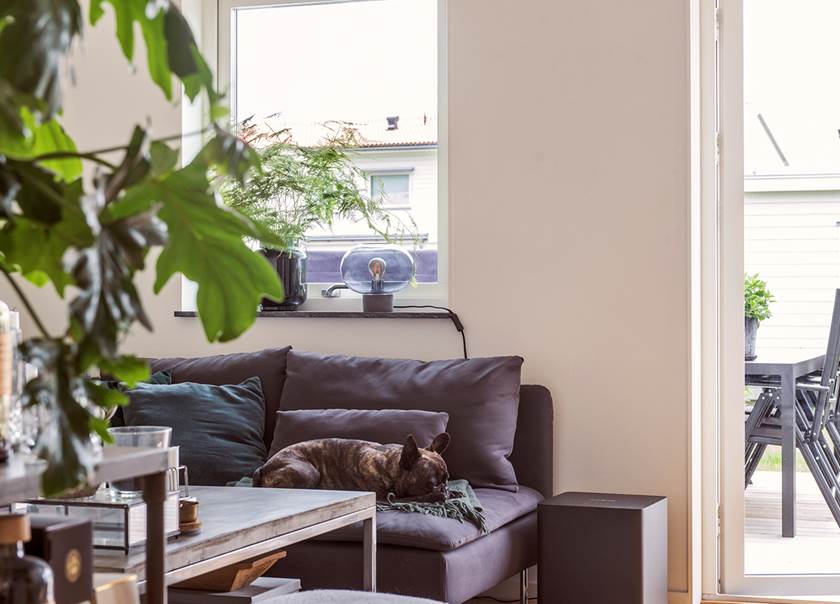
[370,172,411,208]
[218,0,445,296]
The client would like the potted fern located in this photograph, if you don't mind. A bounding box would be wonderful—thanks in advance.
[745,273,774,360]
[219,121,410,309]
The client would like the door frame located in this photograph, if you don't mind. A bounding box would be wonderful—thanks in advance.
[704,0,840,597]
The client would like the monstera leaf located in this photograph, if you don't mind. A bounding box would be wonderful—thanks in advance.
[0,1,285,496]
[121,157,283,342]
[0,0,82,120]
[91,0,217,107]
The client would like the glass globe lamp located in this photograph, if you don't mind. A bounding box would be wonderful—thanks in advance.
[340,244,415,312]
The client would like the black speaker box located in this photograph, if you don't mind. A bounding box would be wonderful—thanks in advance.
[538,492,667,604]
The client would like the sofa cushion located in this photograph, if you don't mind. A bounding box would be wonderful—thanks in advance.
[107,370,174,428]
[122,377,267,486]
[279,351,523,490]
[149,347,291,448]
[268,409,450,457]
[314,485,543,552]
[276,513,538,603]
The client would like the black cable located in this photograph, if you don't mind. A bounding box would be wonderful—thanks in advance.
[394,304,467,359]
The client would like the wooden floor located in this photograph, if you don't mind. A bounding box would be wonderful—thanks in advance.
[746,470,840,575]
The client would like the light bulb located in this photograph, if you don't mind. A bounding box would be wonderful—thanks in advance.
[369,257,386,293]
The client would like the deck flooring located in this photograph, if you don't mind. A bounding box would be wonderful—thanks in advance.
[746,470,840,575]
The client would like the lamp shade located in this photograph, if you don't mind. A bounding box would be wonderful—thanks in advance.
[340,244,415,295]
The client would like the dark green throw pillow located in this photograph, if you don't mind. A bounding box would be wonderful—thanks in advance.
[107,370,173,428]
[121,377,267,486]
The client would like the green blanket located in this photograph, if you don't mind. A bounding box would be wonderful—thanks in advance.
[230,477,487,534]
[377,479,487,534]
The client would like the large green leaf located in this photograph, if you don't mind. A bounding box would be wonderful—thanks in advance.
[0,193,93,294]
[202,128,260,186]
[20,338,96,495]
[148,161,282,341]
[3,160,65,223]
[90,0,219,105]
[0,111,82,182]
[0,0,82,119]
[70,206,166,364]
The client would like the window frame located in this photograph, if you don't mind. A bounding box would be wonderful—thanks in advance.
[369,169,413,210]
[215,0,449,308]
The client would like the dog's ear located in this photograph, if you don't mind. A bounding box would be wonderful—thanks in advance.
[400,434,422,470]
[428,432,450,454]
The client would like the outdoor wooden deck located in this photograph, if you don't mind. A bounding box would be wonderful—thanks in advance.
[746,470,840,575]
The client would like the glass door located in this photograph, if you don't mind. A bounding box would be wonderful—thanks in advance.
[718,0,840,596]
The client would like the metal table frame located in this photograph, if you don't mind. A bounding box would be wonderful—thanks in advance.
[746,353,825,538]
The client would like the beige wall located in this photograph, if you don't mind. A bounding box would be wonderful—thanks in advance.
[2,1,693,597]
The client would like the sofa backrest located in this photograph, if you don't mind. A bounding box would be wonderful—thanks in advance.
[510,385,554,497]
[142,348,554,494]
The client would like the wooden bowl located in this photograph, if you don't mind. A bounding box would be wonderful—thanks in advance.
[172,550,287,592]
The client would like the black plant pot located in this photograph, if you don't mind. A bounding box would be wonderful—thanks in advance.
[261,248,307,310]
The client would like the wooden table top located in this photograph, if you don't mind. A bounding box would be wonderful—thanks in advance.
[94,486,376,578]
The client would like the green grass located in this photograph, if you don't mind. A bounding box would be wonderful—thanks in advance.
[745,387,811,473]
[756,446,810,473]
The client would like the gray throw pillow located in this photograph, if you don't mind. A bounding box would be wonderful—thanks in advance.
[279,352,523,491]
[268,408,450,458]
[122,377,267,486]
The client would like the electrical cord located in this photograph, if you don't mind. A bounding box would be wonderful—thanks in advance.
[394,304,467,359]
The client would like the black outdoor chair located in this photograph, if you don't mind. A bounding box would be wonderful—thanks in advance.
[744,288,840,527]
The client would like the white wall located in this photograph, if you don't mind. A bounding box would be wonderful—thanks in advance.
[2,1,694,597]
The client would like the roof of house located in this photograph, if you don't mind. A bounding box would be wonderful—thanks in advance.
[248,114,438,150]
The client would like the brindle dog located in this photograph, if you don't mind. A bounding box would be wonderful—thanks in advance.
[252,433,451,502]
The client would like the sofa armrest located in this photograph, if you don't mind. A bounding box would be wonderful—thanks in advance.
[510,385,554,496]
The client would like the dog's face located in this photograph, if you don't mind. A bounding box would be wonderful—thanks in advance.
[392,433,451,502]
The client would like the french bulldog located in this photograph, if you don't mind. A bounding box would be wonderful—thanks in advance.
[252,433,451,502]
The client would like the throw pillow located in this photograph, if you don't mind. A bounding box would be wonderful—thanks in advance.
[268,408,450,457]
[279,351,523,491]
[106,370,173,428]
[122,377,267,486]
[148,347,291,449]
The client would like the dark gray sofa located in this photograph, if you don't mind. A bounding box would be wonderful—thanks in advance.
[147,348,554,604]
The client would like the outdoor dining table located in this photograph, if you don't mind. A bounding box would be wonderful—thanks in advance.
[746,350,825,538]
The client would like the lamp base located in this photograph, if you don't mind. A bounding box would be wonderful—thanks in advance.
[362,294,394,313]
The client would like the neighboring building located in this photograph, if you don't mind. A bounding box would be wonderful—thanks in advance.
[744,112,840,354]
[277,115,439,284]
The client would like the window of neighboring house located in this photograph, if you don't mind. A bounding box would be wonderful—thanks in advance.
[370,172,411,209]
[217,0,445,298]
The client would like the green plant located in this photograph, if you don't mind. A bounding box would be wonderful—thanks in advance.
[0,1,283,494]
[219,119,413,251]
[745,273,774,322]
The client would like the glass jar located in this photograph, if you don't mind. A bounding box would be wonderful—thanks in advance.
[0,514,54,604]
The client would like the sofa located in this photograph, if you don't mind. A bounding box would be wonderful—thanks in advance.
[142,347,554,604]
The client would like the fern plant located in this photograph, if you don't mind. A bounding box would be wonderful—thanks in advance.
[219,119,414,251]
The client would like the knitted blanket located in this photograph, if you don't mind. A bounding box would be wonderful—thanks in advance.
[230,477,487,534]
[376,479,487,534]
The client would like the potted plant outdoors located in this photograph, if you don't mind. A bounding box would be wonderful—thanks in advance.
[745,273,775,361]
[219,120,413,310]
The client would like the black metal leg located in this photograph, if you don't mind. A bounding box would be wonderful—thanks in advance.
[781,370,796,538]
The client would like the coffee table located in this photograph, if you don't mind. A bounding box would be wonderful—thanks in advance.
[93,486,377,597]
